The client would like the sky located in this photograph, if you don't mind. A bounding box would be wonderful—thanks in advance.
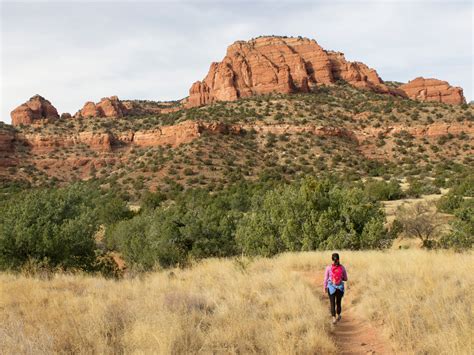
[1,0,472,124]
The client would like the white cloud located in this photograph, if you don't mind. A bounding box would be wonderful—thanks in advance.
[1,1,472,123]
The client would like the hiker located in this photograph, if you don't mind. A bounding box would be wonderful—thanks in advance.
[323,253,348,324]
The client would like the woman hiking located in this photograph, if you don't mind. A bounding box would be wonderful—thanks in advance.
[323,253,348,324]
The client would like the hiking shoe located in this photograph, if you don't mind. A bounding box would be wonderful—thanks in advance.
[337,315,342,321]
[332,316,337,324]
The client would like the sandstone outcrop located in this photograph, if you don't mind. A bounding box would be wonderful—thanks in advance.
[12,119,473,156]
[0,130,15,154]
[354,122,473,143]
[11,95,59,126]
[245,122,357,142]
[76,96,129,118]
[133,121,201,147]
[21,131,113,153]
[399,77,465,105]
[132,121,241,148]
[186,36,405,107]
[0,129,18,168]
[75,97,181,118]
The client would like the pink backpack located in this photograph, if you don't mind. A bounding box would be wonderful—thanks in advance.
[331,265,343,285]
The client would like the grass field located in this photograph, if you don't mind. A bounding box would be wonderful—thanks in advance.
[1,250,472,354]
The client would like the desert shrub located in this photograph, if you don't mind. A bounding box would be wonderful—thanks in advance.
[405,179,440,197]
[436,193,463,213]
[449,175,474,197]
[433,176,447,188]
[183,168,196,176]
[364,179,404,201]
[439,199,474,251]
[0,183,129,271]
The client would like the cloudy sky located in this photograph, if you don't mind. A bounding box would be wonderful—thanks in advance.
[1,0,472,123]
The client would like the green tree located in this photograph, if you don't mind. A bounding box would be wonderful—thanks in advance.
[236,177,390,255]
[140,190,167,212]
[0,185,97,270]
[439,199,474,251]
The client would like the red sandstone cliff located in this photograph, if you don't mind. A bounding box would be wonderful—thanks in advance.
[399,77,465,105]
[186,36,406,108]
[10,120,471,155]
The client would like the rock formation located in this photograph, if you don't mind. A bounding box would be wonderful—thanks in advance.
[186,36,405,107]
[0,130,15,154]
[76,96,129,118]
[20,131,114,154]
[14,119,473,155]
[10,95,59,126]
[0,129,19,168]
[399,77,465,105]
[75,97,181,118]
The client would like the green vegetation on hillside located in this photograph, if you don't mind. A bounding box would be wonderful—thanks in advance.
[0,183,132,271]
[1,84,472,273]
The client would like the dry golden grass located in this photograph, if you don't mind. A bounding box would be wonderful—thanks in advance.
[278,250,473,354]
[1,250,472,354]
[349,251,473,355]
[0,257,334,354]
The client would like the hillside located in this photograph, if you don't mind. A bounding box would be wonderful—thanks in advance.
[3,36,472,198]
[1,83,473,199]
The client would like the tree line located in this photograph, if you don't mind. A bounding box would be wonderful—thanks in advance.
[0,175,471,274]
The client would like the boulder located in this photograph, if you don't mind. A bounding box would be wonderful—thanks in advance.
[76,96,128,118]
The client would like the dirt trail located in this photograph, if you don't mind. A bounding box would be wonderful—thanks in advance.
[299,271,390,354]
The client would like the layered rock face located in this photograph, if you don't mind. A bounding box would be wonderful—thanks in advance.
[75,96,181,118]
[11,95,59,126]
[186,36,404,107]
[15,120,473,155]
[399,77,465,105]
[76,96,129,118]
[20,132,114,154]
[0,130,16,167]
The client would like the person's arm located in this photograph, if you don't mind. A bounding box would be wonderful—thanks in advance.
[323,266,329,291]
[342,266,348,281]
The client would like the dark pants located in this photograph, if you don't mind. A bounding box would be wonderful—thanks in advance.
[328,289,343,317]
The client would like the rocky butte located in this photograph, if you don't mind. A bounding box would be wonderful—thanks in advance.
[10,95,59,126]
[186,36,465,107]
[399,77,465,105]
[9,36,467,128]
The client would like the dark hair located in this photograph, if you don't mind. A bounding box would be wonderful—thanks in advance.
[332,253,340,262]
